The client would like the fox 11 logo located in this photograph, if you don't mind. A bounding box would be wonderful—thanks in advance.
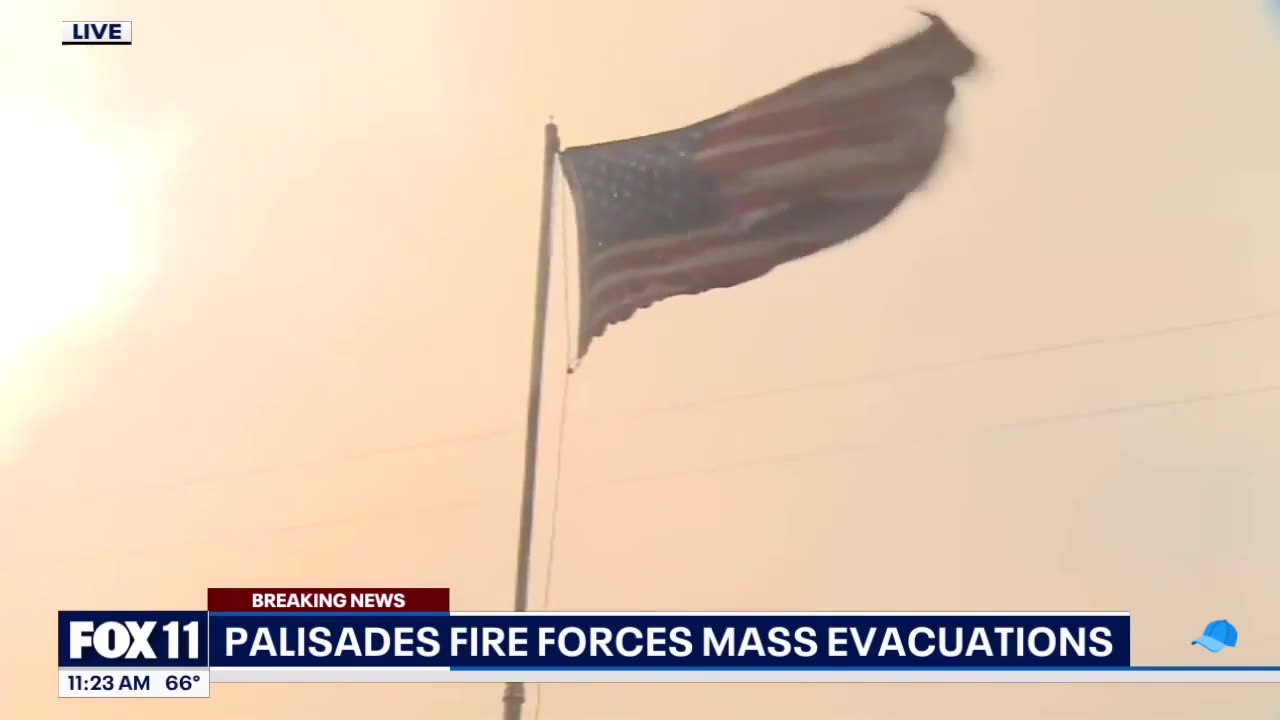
[62,21,132,46]
[59,611,208,667]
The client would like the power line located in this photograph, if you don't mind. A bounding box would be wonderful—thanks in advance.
[13,307,1280,504]
[581,308,1280,421]
[0,489,507,579]
[5,379,1277,578]
[574,382,1280,494]
[21,425,517,503]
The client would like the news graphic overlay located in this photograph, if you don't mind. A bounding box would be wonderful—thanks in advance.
[102,588,1280,692]
[62,21,132,45]
[58,611,209,698]
[204,592,1131,682]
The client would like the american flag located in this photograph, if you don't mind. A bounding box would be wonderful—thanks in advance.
[559,12,978,360]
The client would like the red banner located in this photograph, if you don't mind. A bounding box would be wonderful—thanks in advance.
[207,587,449,612]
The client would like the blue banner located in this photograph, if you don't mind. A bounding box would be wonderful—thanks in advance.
[58,611,209,668]
[206,613,1130,669]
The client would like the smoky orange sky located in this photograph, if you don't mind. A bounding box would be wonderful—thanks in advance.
[2,1,1279,717]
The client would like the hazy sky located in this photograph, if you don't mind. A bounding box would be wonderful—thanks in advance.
[2,1,1279,717]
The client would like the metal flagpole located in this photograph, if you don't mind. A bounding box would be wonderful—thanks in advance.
[502,120,561,720]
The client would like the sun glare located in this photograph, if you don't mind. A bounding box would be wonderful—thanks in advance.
[0,111,142,365]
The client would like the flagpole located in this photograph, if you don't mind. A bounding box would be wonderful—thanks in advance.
[502,120,561,720]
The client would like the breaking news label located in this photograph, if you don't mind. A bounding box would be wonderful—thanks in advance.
[57,588,1150,697]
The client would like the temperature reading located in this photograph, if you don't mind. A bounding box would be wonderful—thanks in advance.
[165,674,202,692]
[58,669,210,698]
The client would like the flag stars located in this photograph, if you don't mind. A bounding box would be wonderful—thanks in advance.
[560,120,723,249]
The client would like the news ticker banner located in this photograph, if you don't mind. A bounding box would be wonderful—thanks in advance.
[55,588,1280,699]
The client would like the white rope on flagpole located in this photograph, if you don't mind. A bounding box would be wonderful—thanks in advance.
[533,162,576,720]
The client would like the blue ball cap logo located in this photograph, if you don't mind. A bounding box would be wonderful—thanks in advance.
[1191,619,1238,653]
